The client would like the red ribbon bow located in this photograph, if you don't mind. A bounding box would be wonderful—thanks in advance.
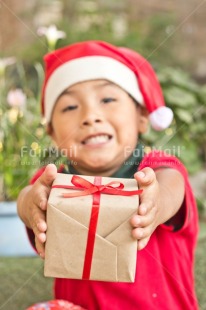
[52,175,142,280]
[52,175,142,197]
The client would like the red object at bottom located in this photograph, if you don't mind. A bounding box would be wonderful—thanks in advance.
[26,299,86,310]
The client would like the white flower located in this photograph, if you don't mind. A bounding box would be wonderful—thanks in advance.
[7,89,26,108]
[37,24,66,49]
[0,57,16,76]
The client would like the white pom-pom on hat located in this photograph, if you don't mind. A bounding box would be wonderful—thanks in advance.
[42,40,173,130]
[149,106,174,131]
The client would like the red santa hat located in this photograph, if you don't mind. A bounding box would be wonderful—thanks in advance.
[42,40,173,130]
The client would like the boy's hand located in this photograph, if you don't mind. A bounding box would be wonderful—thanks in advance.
[131,168,159,251]
[21,164,57,258]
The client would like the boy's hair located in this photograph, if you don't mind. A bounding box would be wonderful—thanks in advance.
[41,40,173,131]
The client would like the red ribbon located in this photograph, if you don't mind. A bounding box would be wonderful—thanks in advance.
[52,175,142,280]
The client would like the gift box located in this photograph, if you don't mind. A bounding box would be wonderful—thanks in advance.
[44,173,142,282]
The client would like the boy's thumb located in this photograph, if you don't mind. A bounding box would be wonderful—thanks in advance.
[39,163,57,187]
[134,167,156,188]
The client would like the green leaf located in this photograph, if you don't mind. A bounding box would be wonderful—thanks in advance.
[164,86,197,108]
[175,108,193,124]
[180,149,202,174]
[158,67,199,91]
[190,122,206,134]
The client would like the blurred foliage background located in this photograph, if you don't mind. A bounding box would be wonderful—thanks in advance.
[0,0,206,216]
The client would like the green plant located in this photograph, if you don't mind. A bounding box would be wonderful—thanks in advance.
[0,25,66,201]
[0,59,50,200]
[142,67,206,174]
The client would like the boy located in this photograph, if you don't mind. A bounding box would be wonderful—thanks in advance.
[17,41,199,309]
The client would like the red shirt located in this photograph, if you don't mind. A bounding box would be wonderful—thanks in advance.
[29,152,199,310]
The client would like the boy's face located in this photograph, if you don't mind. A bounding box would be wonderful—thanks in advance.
[49,79,148,176]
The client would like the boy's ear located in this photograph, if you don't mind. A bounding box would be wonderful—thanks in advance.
[46,122,55,137]
[46,123,59,150]
[138,107,149,134]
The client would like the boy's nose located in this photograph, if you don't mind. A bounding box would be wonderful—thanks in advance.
[81,114,102,126]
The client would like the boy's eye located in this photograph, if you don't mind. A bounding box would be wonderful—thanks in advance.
[62,105,78,112]
[101,97,116,104]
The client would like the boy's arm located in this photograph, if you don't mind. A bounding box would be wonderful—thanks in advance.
[131,167,185,250]
[155,168,185,225]
[17,164,57,257]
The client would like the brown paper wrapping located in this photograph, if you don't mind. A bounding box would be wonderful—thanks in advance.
[44,173,139,282]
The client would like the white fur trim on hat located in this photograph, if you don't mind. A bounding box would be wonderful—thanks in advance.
[44,56,144,122]
[149,106,173,131]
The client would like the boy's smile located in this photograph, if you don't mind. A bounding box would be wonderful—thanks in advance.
[49,79,148,176]
[81,133,112,146]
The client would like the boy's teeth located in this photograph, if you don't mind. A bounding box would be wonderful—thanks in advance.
[84,135,110,145]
